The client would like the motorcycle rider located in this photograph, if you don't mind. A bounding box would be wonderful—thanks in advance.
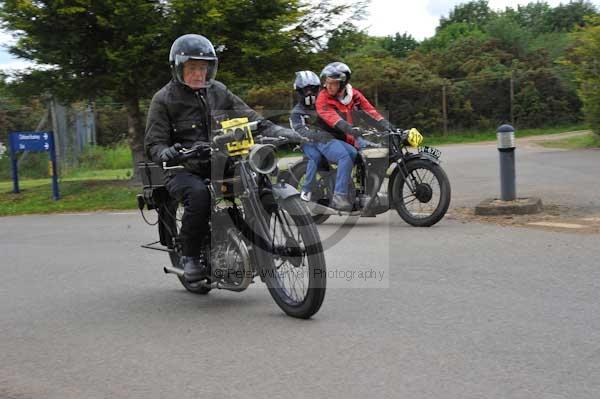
[145,34,304,282]
[289,70,357,211]
[316,61,425,147]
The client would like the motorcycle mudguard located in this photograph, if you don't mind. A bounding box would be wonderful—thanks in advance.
[387,152,440,177]
[404,152,440,165]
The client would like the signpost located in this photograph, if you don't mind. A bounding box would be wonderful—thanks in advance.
[8,131,60,200]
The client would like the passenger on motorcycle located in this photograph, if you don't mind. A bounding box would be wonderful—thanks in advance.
[289,71,357,211]
[317,62,424,148]
[144,34,303,282]
[315,62,395,145]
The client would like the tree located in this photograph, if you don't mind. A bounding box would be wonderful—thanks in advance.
[0,0,171,177]
[438,0,494,31]
[503,2,552,35]
[565,16,600,135]
[382,33,418,59]
[547,0,597,32]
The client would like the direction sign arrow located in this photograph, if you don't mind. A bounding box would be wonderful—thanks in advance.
[43,133,48,140]
[44,143,50,150]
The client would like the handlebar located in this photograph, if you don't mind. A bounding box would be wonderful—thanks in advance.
[162,131,296,170]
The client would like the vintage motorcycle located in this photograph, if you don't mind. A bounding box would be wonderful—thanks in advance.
[137,118,326,319]
[281,129,451,227]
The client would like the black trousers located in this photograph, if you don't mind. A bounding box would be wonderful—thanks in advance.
[165,171,211,257]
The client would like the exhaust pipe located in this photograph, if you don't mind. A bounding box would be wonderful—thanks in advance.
[164,265,184,276]
[163,265,215,289]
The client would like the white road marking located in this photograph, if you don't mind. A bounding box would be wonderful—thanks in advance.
[528,222,585,229]
[582,217,600,222]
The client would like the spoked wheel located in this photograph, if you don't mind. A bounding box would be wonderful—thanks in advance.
[263,196,326,319]
[288,161,332,225]
[167,202,212,295]
[391,159,451,227]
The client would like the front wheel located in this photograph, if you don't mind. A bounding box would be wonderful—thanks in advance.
[262,196,326,319]
[390,159,451,227]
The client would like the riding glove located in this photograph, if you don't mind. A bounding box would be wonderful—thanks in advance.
[159,143,182,162]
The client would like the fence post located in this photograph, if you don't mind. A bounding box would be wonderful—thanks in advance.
[510,70,515,125]
[442,84,448,137]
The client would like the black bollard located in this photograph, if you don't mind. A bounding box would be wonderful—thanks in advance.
[497,124,516,201]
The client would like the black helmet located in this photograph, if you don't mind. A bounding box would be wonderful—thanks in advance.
[293,70,321,106]
[320,62,351,92]
[169,34,218,87]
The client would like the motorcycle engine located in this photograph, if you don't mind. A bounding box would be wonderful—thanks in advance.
[211,228,253,291]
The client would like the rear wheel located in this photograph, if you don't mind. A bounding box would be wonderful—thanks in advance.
[263,196,326,319]
[390,159,451,227]
[288,161,332,224]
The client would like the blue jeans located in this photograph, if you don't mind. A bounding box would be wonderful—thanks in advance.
[356,137,379,149]
[302,140,357,195]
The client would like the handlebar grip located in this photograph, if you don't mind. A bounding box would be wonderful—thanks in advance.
[213,126,248,146]
[213,133,236,146]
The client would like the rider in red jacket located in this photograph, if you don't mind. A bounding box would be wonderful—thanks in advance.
[315,62,394,148]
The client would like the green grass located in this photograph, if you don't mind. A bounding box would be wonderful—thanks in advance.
[0,179,139,216]
[539,132,600,149]
[74,143,132,170]
[424,124,587,146]
[0,168,133,191]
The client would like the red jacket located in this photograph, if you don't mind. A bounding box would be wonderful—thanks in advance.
[315,86,384,145]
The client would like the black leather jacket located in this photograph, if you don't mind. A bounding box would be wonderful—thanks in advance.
[145,79,287,163]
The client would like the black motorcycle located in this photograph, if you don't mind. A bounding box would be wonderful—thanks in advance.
[137,119,326,319]
[281,129,451,227]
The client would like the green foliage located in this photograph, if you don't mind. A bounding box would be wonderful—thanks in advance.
[439,0,495,31]
[420,22,488,52]
[94,103,129,146]
[381,33,419,59]
[0,0,170,102]
[484,15,532,57]
[547,0,598,32]
[349,55,445,131]
[565,16,600,135]
[0,77,47,143]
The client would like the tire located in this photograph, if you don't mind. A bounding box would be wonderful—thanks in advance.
[390,159,451,227]
[262,196,326,319]
[287,161,331,225]
[167,203,212,295]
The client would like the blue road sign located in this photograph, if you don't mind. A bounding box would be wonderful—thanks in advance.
[9,131,60,200]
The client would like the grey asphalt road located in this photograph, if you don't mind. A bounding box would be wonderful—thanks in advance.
[1,139,599,399]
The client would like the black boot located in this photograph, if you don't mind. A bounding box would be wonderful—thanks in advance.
[331,193,353,211]
[180,255,209,282]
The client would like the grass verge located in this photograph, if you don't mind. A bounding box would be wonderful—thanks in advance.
[0,179,139,216]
